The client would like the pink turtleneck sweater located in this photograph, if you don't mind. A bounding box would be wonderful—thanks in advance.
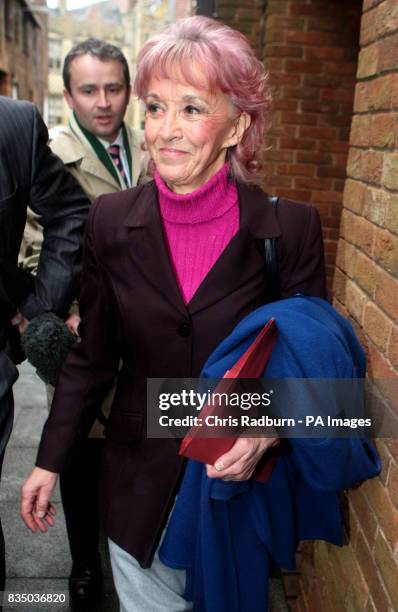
[155,164,239,304]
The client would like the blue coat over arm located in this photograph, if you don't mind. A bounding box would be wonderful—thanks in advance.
[159,297,381,611]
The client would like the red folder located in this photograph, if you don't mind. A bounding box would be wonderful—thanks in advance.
[179,318,279,482]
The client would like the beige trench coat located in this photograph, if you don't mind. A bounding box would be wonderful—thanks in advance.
[20,113,145,436]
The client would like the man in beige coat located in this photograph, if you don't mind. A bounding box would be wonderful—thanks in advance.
[21,38,144,610]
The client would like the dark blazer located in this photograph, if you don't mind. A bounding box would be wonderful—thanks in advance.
[0,97,89,454]
[36,179,327,567]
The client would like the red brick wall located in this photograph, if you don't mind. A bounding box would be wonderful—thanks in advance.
[261,0,362,286]
[293,0,398,610]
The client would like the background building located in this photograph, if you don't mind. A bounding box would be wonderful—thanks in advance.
[0,0,48,112]
[46,0,192,130]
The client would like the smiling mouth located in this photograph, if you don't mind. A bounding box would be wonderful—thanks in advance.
[159,148,188,156]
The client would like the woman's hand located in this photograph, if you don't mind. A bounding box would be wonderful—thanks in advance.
[65,313,81,336]
[21,467,58,532]
[206,437,279,481]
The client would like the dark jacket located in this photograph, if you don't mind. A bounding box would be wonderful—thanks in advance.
[36,179,327,566]
[0,97,89,454]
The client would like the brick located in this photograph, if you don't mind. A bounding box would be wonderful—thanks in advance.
[319,113,352,129]
[279,137,316,150]
[374,228,398,275]
[386,438,398,460]
[329,543,368,607]
[319,140,349,154]
[280,111,318,125]
[345,279,366,324]
[264,149,295,162]
[347,149,363,180]
[391,74,398,109]
[324,62,357,76]
[265,175,293,188]
[374,531,398,610]
[284,60,323,74]
[317,166,346,179]
[370,114,396,149]
[362,151,384,185]
[360,7,378,46]
[384,193,398,235]
[285,31,336,46]
[336,239,356,277]
[363,302,391,351]
[387,458,398,510]
[388,325,398,370]
[362,476,398,549]
[299,126,337,140]
[264,58,284,72]
[267,15,306,30]
[277,163,315,177]
[332,267,348,304]
[355,216,375,253]
[343,179,366,214]
[340,208,356,242]
[265,44,303,58]
[269,72,302,86]
[304,47,346,62]
[374,438,392,486]
[296,151,333,164]
[378,32,398,72]
[350,488,378,548]
[301,99,340,114]
[382,153,398,190]
[289,3,325,17]
[354,529,391,612]
[368,75,392,111]
[265,0,288,16]
[295,176,332,191]
[376,269,398,322]
[357,44,379,79]
[354,82,370,113]
[376,1,398,38]
[349,115,370,148]
[321,88,355,103]
[363,187,387,227]
[271,98,299,111]
[283,86,320,100]
[333,178,346,192]
[353,251,379,296]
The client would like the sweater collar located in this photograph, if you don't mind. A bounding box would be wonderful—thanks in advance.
[154,163,238,224]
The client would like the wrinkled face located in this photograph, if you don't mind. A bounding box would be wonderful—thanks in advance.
[64,54,131,142]
[144,75,248,194]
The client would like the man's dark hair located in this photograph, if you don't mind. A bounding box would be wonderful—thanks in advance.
[63,38,130,93]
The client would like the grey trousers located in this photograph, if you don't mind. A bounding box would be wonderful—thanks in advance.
[108,538,193,612]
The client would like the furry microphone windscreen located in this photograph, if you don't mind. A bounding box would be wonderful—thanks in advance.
[21,313,76,386]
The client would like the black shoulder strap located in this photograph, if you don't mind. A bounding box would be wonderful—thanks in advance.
[262,195,280,304]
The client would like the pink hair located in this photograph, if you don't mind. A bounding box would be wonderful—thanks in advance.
[134,16,271,182]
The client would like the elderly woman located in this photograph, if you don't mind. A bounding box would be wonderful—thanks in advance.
[21,16,327,611]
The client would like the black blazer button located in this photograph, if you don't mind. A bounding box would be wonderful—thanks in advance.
[178,323,191,337]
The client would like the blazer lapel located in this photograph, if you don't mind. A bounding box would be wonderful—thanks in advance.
[188,182,282,314]
[123,182,186,315]
[123,180,281,317]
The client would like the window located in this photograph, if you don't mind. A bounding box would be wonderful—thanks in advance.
[22,14,29,54]
[3,0,11,39]
[14,3,20,44]
[48,95,63,127]
[48,38,62,70]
